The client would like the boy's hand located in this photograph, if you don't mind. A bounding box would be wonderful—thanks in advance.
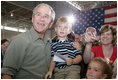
[45,71,52,79]
[66,58,73,66]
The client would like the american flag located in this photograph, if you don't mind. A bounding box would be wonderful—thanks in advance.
[74,4,117,35]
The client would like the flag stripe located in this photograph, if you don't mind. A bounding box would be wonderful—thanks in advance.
[105,13,117,18]
[105,17,117,23]
[105,4,117,10]
[105,8,117,14]
[105,4,117,26]
[104,21,117,25]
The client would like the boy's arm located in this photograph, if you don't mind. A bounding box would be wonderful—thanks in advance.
[45,58,55,79]
[66,55,82,65]
[72,55,82,64]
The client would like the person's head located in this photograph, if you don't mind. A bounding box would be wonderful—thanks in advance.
[99,25,117,46]
[32,3,55,35]
[68,33,80,42]
[67,32,75,41]
[74,34,80,42]
[55,16,72,40]
[1,39,9,53]
[86,58,112,79]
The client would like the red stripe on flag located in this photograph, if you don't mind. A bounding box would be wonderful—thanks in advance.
[104,4,117,26]
[105,4,117,10]
[105,13,117,18]
[105,21,117,26]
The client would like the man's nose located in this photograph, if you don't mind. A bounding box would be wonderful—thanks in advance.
[40,16,45,21]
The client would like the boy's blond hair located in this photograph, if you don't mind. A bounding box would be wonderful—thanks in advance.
[55,16,72,29]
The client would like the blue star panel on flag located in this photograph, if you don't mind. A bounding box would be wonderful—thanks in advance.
[74,8,104,35]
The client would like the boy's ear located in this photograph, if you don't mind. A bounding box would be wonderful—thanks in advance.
[101,74,107,79]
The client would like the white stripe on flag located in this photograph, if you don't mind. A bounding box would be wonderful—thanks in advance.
[105,8,117,14]
[105,17,117,23]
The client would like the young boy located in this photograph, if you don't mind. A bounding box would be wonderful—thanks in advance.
[86,58,112,79]
[45,16,82,79]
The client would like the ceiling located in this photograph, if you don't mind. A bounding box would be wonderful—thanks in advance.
[1,1,117,39]
[68,1,117,11]
[1,1,78,30]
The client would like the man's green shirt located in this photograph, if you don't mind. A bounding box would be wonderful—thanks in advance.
[1,27,52,79]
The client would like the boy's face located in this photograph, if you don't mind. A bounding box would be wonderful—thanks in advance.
[86,61,107,79]
[55,23,72,39]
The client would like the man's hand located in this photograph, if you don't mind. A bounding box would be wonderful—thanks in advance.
[45,71,52,79]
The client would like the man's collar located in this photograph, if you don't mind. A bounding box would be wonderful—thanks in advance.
[29,27,51,43]
[29,27,41,41]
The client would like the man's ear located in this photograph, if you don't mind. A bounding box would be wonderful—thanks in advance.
[101,74,107,79]
[32,16,34,23]
[49,21,54,28]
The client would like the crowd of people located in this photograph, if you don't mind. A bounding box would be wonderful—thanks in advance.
[1,3,117,79]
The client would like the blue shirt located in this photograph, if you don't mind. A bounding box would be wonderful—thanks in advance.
[51,39,81,66]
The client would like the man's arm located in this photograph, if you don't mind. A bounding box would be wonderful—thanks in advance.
[1,37,28,78]
[45,58,55,79]
[48,58,55,73]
